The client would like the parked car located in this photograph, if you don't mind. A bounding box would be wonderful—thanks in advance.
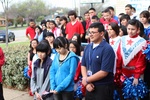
[0,30,15,42]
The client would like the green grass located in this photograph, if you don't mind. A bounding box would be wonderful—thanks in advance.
[0,24,27,31]
[0,41,30,49]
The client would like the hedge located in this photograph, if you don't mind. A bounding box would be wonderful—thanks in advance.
[2,44,29,90]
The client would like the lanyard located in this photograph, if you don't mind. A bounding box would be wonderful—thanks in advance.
[88,45,94,71]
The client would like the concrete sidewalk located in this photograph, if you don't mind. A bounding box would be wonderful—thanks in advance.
[3,88,33,100]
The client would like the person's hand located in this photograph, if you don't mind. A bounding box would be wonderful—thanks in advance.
[86,83,94,92]
[82,77,88,86]
[132,78,139,86]
[50,90,58,94]
[35,92,42,100]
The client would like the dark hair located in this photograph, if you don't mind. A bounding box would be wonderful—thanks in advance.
[84,11,89,15]
[69,41,80,56]
[104,30,109,43]
[49,20,57,27]
[68,10,77,18]
[127,19,140,29]
[107,6,114,11]
[89,22,105,33]
[92,15,99,21]
[40,20,46,26]
[60,16,68,23]
[29,19,35,22]
[132,7,136,12]
[46,20,50,23]
[35,25,42,33]
[148,6,150,10]
[36,40,51,56]
[140,10,150,20]
[55,16,60,19]
[77,16,83,20]
[72,33,81,46]
[29,39,39,51]
[119,25,127,35]
[109,22,119,36]
[103,8,111,14]
[119,13,125,16]
[138,20,149,40]
[89,8,96,12]
[125,4,132,9]
[53,36,69,49]
[120,14,130,23]
[46,32,55,38]
[138,20,145,37]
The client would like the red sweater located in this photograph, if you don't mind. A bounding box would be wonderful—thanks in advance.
[116,36,146,79]
[0,48,5,82]
[100,18,118,30]
[65,21,84,40]
[26,26,36,41]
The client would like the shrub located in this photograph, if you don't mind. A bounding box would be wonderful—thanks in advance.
[2,44,29,91]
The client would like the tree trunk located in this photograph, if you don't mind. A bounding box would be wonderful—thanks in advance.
[14,18,17,27]
[21,21,23,27]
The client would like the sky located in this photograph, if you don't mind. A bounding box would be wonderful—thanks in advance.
[0,0,79,12]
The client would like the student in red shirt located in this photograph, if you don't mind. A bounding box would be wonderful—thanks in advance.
[86,8,97,29]
[100,8,118,30]
[65,10,84,40]
[26,19,36,41]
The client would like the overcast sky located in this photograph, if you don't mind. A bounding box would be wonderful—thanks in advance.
[0,0,80,12]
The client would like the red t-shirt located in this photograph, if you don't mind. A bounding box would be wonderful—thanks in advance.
[65,21,84,40]
[100,18,118,30]
[26,26,36,40]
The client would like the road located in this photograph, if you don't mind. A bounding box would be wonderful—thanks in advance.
[11,29,28,42]
[0,29,28,44]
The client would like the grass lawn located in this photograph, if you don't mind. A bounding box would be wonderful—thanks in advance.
[0,41,30,49]
[0,24,27,31]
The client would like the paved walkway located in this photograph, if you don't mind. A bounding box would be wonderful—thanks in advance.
[3,88,33,100]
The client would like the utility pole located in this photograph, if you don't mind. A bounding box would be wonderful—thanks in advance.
[78,0,80,16]
[0,0,12,47]
[80,0,104,9]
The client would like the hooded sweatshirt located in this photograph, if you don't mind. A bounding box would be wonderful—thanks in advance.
[50,51,79,92]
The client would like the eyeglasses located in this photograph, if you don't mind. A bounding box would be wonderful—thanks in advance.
[89,31,99,35]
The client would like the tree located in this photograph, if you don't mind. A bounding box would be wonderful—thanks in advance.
[0,0,12,47]
[7,0,50,26]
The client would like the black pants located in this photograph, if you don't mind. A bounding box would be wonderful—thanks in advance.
[0,83,4,100]
[53,91,74,100]
[85,84,114,100]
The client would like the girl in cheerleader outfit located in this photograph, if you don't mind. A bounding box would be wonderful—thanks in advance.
[107,22,121,74]
[116,19,147,99]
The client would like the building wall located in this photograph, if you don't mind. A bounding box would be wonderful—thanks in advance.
[0,19,6,27]
[115,0,150,16]
[116,0,128,16]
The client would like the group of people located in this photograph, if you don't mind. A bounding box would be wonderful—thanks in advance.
[0,3,149,100]
[26,4,150,100]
